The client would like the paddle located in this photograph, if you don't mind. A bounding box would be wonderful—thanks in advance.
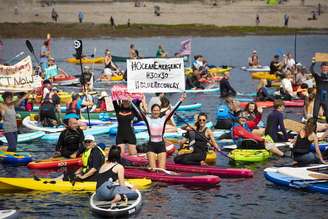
[25,40,40,63]
[74,40,91,128]
[174,113,234,161]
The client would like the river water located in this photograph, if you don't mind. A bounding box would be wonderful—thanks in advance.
[0,35,328,218]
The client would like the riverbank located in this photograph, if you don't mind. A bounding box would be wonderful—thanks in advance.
[1,23,328,38]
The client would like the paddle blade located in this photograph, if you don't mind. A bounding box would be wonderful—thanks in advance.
[25,40,34,54]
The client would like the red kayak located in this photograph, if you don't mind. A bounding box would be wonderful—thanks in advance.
[125,168,220,185]
[53,68,79,86]
[123,154,253,178]
[240,99,304,108]
[27,144,176,170]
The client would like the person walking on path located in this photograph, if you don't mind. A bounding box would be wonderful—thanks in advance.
[110,16,115,30]
[78,11,84,23]
[256,14,260,26]
[51,8,58,22]
[284,14,289,27]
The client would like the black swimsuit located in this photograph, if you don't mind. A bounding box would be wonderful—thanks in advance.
[96,163,119,189]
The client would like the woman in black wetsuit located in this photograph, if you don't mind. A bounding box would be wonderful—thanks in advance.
[113,99,141,155]
[174,113,219,166]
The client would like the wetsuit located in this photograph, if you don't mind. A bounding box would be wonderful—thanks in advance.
[95,163,138,201]
[113,100,139,145]
[220,78,236,98]
[310,63,328,123]
[56,128,84,158]
[132,100,182,154]
[293,134,318,164]
[265,109,288,142]
[186,75,204,90]
[174,128,209,165]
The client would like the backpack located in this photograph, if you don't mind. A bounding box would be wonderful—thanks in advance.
[216,104,230,120]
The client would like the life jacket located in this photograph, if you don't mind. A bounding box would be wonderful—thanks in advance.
[82,146,105,173]
[216,104,231,120]
[66,99,80,115]
[231,122,252,146]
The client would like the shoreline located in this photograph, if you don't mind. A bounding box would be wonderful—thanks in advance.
[1,23,328,38]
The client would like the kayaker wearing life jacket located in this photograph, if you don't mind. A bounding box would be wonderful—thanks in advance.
[215,97,241,130]
[39,94,58,127]
[310,60,328,124]
[65,93,81,120]
[292,118,327,165]
[55,118,84,158]
[96,145,138,205]
[74,135,105,181]
[174,113,219,166]
[132,93,186,170]
[248,50,260,67]
[232,111,284,157]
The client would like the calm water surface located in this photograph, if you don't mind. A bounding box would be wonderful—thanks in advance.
[0,35,328,218]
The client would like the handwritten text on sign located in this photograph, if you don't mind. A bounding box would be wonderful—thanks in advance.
[0,56,35,88]
[127,58,185,93]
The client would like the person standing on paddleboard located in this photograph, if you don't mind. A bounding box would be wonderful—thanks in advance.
[132,93,186,170]
[0,91,32,152]
[174,112,219,166]
[220,72,236,98]
[310,59,328,124]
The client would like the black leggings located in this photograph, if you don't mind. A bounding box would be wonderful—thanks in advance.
[313,97,328,124]
[174,151,206,165]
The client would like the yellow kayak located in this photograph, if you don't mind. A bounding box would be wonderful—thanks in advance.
[34,91,72,104]
[0,177,151,192]
[229,149,270,162]
[185,67,231,76]
[178,149,217,164]
[65,57,104,64]
[251,72,277,81]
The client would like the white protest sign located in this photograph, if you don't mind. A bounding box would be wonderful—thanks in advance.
[0,56,41,91]
[127,58,185,93]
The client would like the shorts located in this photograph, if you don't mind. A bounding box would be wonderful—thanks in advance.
[116,133,136,145]
[148,141,166,154]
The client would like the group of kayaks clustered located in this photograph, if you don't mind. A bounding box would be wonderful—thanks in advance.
[0,37,328,218]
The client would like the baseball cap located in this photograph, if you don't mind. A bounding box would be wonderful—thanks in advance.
[85,135,95,142]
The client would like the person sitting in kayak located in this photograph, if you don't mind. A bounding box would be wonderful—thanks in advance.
[160,95,178,133]
[74,135,105,181]
[113,98,143,156]
[185,69,205,90]
[95,145,138,206]
[80,91,95,113]
[310,60,328,124]
[232,111,284,157]
[220,72,236,98]
[55,118,85,158]
[248,50,260,67]
[174,112,219,166]
[39,95,58,127]
[65,93,82,120]
[156,44,168,58]
[129,44,139,59]
[100,50,121,80]
[264,100,289,143]
[279,72,298,100]
[269,54,283,77]
[215,97,241,130]
[97,91,111,112]
[256,79,274,101]
[291,118,327,165]
[131,93,186,170]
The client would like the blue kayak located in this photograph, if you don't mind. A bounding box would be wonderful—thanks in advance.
[264,168,328,194]
[0,150,32,165]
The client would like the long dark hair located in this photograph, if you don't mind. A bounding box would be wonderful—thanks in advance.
[304,118,316,137]
[245,102,258,114]
[107,145,121,163]
[195,112,207,130]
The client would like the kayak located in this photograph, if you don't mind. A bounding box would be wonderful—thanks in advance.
[229,149,270,162]
[251,72,277,80]
[240,100,304,108]
[0,131,45,143]
[264,165,328,194]
[178,149,217,164]
[185,67,231,76]
[135,122,214,140]
[19,110,116,120]
[123,154,253,178]
[52,68,80,86]
[124,168,220,185]
[176,103,202,111]
[90,190,142,217]
[22,116,65,133]
[65,56,104,64]
[0,150,32,165]
[236,97,254,102]
[185,87,220,93]
[41,125,113,141]
[97,74,124,82]
[0,177,151,192]
[34,91,72,104]
[28,144,176,170]
[0,210,18,219]
[241,66,270,72]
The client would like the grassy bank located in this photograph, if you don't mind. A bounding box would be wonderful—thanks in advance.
[0,23,327,38]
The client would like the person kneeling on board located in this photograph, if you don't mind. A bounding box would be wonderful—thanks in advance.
[291,118,327,166]
[174,113,219,166]
[55,118,85,158]
[232,111,284,157]
[39,96,58,127]
[95,145,138,206]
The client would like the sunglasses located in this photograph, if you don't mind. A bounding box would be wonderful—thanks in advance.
[198,119,206,122]
[84,140,93,143]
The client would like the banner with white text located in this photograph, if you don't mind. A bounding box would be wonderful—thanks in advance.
[0,56,41,91]
[127,58,185,93]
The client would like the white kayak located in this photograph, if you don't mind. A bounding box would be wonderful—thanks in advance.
[241,66,270,72]
[0,131,45,143]
[22,116,65,133]
[41,125,114,141]
[0,209,18,219]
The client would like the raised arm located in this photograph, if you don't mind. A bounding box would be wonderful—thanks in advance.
[165,93,186,120]
[131,100,146,121]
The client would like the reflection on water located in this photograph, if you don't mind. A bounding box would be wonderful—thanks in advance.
[1,35,328,218]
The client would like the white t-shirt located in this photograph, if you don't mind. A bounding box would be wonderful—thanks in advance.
[286,58,295,69]
[281,78,294,96]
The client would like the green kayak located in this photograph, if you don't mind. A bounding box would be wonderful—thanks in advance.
[229,149,271,162]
